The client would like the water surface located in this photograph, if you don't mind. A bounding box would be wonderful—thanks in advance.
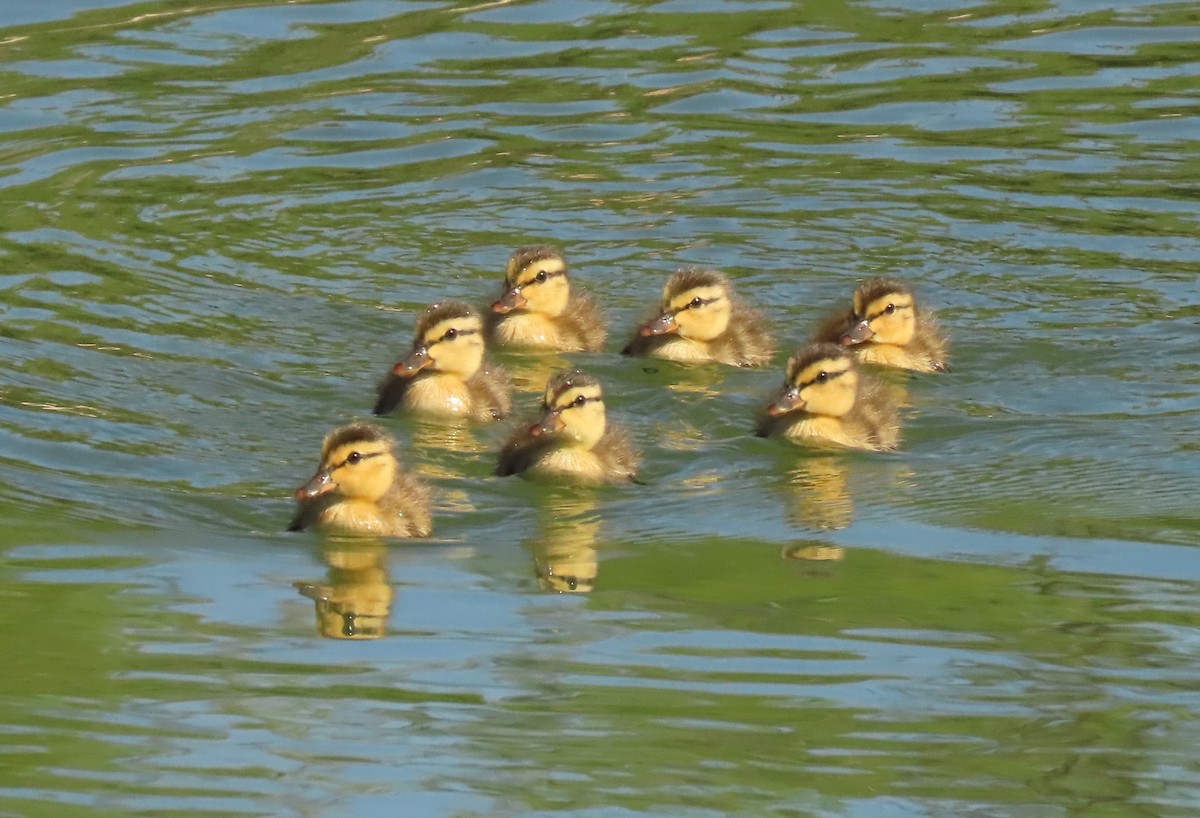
[2,0,1199,815]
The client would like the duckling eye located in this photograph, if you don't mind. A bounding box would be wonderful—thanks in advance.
[689,296,703,308]
[535,270,548,283]
[884,304,896,315]
[443,328,458,341]
[572,395,588,408]
[815,371,829,383]
[346,451,362,465]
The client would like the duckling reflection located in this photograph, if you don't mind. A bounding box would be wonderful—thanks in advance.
[781,539,847,578]
[782,541,847,563]
[487,246,606,352]
[782,455,854,531]
[622,267,774,367]
[501,351,576,398]
[813,277,948,373]
[295,544,393,640]
[406,415,487,460]
[374,300,513,421]
[661,366,728,398]
[528,493,601,594]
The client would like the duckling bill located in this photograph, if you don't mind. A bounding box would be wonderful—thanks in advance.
[289,422,433,537]
[622,267,773,367]
[497,370,639,484]
[757,343,900,451]
[814,277,948,373]
[487,246,606,352]
[374,300,512,421]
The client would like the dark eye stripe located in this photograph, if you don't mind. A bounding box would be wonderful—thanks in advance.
[555,394,598,411]
[431,327,478,343]
[798,368,848,389]
[518,269,566,288]
[340,451,383,468]
[868,302,909,321]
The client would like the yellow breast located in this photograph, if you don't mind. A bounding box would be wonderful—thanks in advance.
[782,416,867,450]
[529,447,607,484]
[856,344,936,373]
[403,373,473,416]
[494,313,563,350]
[318,500,391,536]
[648,336,714,364]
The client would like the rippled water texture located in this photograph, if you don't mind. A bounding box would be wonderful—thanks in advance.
[2,0,1199,815]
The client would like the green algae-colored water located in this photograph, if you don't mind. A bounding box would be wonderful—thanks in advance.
[2,1,1199,815]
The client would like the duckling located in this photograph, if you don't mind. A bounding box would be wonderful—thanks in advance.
[497,370,639,484]
[487,246,606,352]
[289,422,433,537]
[814,277,948,373]
[374,301,512,421]
[756,343,900,451]
[621,267,774,367]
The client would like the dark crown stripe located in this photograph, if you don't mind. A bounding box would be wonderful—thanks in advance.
[665,267,726,297]
[415,300,478,336]
[323,422,393,455]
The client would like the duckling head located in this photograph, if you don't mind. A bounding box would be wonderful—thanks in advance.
[639,267,732,342]
[296,422,399,505]
[766,343,859,419]
[492,246,570,318]
[530,370,607,450]
[394,301,485,381]
[841,278,917,348]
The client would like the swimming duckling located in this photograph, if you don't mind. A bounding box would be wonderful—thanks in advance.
[374,301,512,421]
[289,422,433,537]
[814,277,948,373]
[487,246,606,352]
[621,267,774,367]
[497,370,639,484]
[756,343,900,451]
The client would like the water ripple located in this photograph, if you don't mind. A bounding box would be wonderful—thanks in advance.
[2,1,1200,816]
